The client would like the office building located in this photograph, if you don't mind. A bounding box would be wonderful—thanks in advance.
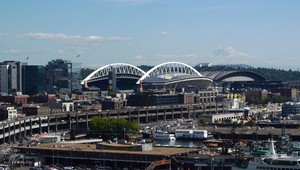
[22,65,46,95]
[0,95,29,105]
[0,61,25,95]
[45,59,81,94]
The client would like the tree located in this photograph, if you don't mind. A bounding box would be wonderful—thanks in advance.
[89,117,140,133]
[199,118,206,126]
[137,65,153,72]
[81,68,95,79]
[244,120,256,127]
[127,121,140,133]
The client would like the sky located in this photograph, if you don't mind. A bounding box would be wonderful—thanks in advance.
[1,0,300,70]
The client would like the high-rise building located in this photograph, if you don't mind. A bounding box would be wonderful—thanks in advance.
[71,62,82,93]
[0,61,25,95]
[108,69,116,96]
[22,65,46,95]
[45,59,81,94]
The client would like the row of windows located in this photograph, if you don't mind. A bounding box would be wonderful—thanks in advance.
[213,116,243,122]
[176,131,192,133]
[199,92,218,97]
[199,98,216,103]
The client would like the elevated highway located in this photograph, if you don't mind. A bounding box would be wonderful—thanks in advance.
[0,103,226,144]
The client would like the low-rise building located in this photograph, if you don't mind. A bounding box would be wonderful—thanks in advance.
[82,91,101,100]
[47,98,74,112]
[198,111,245,124]
[281,102,300,117]
[178,93,194,104]
[245,90,269,103]
[100,97,124,110]
[128,93,179,106]
[194,90,218,103]
[74,100,102,111]
[223,98,241,109]
[0,95,29,105]
[271,88,298,101]
[23,106,50,116]
[0,106,17,121]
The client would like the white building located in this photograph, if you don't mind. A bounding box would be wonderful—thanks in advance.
[47,98,74,112]
[224,98,241,109]
[6,107,17,120]
[62,102,74,112]
[0,106,17,120]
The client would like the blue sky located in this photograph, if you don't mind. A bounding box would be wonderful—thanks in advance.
[1,0,300,70]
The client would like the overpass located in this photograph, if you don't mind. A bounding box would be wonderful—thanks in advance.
[0,103,226,144]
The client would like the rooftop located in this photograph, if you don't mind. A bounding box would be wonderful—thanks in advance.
[14,142,199,156]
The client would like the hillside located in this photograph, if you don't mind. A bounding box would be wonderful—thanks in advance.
[195,64,300,82]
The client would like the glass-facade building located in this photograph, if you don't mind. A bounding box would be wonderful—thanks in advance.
[22,65,46,95]
[71,62,82,93]
[46,59,81,94]
[0,61,25,95]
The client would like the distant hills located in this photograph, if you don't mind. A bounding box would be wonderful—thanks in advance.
[195,64,300,82]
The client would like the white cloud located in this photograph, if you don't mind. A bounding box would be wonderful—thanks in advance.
[57,49,65,53]
[24,32,131,42]
[85,35,103,41]
[160,32,168,35]
[107,36,132,41]
[24,32,81,40]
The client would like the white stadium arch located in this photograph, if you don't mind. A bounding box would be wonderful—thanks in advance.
[81,63,146,84]
[136,61,203,84]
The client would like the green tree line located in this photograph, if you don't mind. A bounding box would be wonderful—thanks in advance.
[89,117,140,133]
[247,95,290,105]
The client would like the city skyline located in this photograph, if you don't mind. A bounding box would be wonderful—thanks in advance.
[1,0,300,70]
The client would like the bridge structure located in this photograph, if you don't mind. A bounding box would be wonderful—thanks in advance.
[136,62,213,91]
[81,63,146,90]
